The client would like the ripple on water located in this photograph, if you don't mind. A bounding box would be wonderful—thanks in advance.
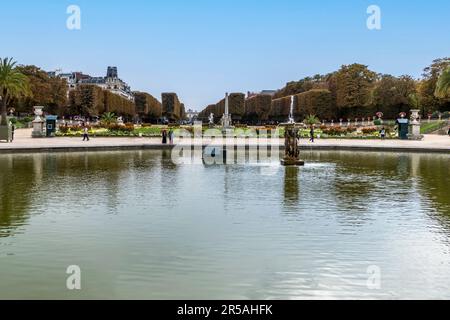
[0,150,449,299]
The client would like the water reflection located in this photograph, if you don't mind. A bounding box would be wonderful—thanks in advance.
[283,166,299,208]
[0,154,42,238]
[0,150,450,299]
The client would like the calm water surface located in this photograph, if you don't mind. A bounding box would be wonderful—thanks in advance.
[0,150,449,299]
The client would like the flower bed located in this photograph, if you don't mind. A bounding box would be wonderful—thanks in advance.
[55,124,398,139]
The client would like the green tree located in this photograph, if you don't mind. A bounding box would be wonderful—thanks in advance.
[334,64,378,117]
[13,65,68,115]
[418,58,450,114]
[409,93,421,110]
[373,75,417,118]
[274,74,329,99]
[435,67,450,98]
[0,58,30,125]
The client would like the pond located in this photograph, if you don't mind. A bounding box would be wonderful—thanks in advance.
[0,150,449,299]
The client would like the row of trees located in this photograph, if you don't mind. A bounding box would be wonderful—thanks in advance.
[68,85,136,118]
[198,58,450,123]
[7,65,67,116]
[2,57,450,126]
[0,62,171,122]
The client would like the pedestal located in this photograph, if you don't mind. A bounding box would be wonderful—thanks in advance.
[408,123,423,140]
[407,109,424,140]
[32,120,45,138]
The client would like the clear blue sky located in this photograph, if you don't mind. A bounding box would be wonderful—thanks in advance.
[1,0,449,110]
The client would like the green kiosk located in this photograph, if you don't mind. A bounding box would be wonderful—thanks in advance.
[396,117,409,140]
[46,115,58,137]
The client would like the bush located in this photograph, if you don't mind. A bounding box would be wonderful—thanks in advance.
[105,123,130,132]
[322,126,346,136]
[361,126,378,134]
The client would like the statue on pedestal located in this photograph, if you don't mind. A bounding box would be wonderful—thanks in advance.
[280,96,304,166]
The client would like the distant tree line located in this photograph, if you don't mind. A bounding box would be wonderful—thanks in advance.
[7,58,450,124]
[7,65,187,123]
[198,58,450,123]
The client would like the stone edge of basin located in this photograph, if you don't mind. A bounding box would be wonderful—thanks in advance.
[0,144,449,154]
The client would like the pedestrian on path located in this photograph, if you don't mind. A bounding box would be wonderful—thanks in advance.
[82,125,90,141]
[169,128,174,145]
[380,127,386,140]
[162,129,168,144]
[309,126,315,143]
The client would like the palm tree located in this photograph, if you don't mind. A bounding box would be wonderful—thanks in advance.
[435,67,450,98]
[304,114,320,126]
[101,112,117,126]
[0,58,30,125]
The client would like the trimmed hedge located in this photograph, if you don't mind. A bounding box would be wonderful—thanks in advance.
[162,93,182,121]
[104,90,135,116]
[198,104,216,121]
[198,93,245,122]
[134,91,162,121]
[296,89,334,120]
[215,93,246,120]
[68,85,105,116]
[244,94,272,123]
[198,90,333,124]
[180,103,186,120]
[69,85,135,117]
[270,96,292,122]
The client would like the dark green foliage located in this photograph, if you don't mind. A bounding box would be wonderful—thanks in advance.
[104,90,135,116]
[134,91,162,122]
[270,96,292,122]
[69,85,134,117]
[215,93,245,121]
[68,85,105,116]
[244,94,272,123]
[296,89,334,120]
[12,65,66,115]
[162,93,182,121]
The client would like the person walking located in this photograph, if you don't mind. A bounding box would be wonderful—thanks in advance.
[11,123,15,141]
[162,129,168,144]
[82,125,90,141]
[380,127,386,140]
[169,128,174,145]
[309,125,315,143]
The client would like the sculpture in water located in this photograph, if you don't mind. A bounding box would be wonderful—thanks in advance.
[281,96,304,166]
